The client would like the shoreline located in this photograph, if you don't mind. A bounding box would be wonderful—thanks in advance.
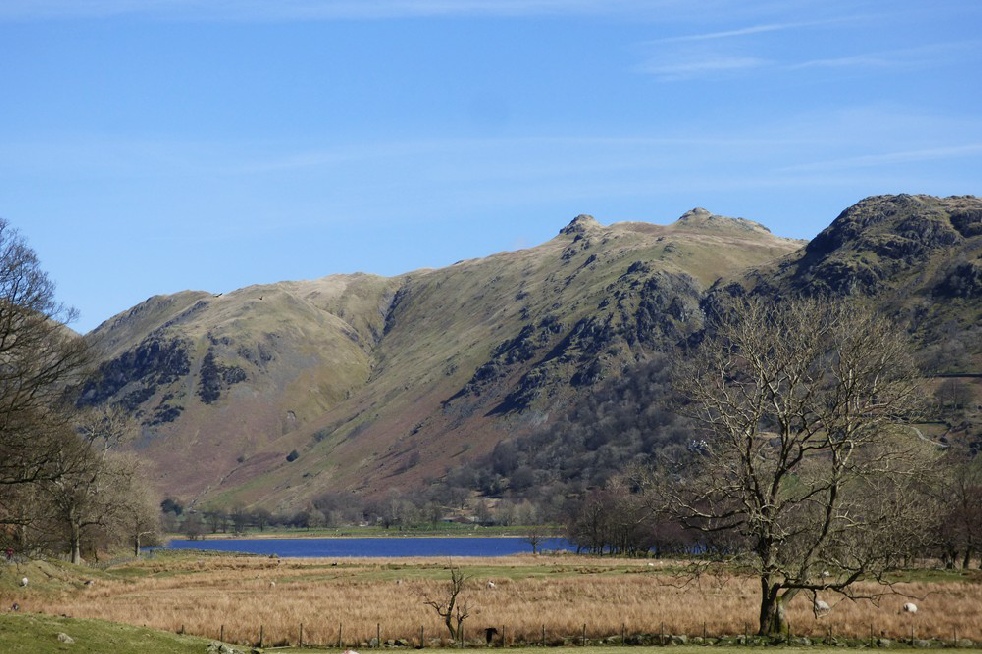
[162,526,556,543]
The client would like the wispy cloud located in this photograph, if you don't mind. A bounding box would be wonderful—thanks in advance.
[636,55,769,80]
[647,19,838,44]
[637,21,978,82]
[780,144,982,173]
[790,41,979,72]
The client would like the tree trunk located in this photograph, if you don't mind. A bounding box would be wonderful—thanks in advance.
[70,522,82,564]
[759,579,795,636]
[445,612,457,642]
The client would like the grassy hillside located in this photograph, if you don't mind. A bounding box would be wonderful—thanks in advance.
[82,209,799,511]
[80,196,982,513]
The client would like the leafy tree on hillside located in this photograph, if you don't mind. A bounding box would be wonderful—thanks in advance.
[647,296,940,636]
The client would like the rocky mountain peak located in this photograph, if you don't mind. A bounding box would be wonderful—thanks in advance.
[678,207,713,221]
[769,194,982,299]
[675,207,772,234]
[559,214,602,236]
[806,194,979,259]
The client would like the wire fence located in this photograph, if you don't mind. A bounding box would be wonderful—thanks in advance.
[196,619,976,650]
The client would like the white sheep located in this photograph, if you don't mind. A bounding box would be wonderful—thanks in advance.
[902,602,918,614]
[486,580,496,589]
[19,577,28,588]
[813,598,830,616]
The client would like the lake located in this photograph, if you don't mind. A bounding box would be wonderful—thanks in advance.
[164,536,574,558]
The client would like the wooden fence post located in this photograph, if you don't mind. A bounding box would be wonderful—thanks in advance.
[259,624,264,649]
[377,622,381,648]
[299,622,303,648]
[338,623,343,649]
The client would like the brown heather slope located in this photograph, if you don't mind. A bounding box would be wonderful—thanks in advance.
[82,210,801,511]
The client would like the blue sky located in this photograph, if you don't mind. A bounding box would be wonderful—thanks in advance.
[2,1,980,334]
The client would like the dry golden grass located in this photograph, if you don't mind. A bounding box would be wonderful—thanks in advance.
[22,554,982,648]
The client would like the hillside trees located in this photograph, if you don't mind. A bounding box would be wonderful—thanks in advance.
[934,443,982,568]
[0,219,158,560]
[649,296,940,636]
[44,406,154,563]
[0,218,90,550]
[0,219,88,494]
[564,475,676,556]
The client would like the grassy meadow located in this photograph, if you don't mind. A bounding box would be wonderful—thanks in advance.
[3,551,982,651]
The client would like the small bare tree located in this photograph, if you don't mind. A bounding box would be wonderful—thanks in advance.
[649,296,940,636]
[525,526,543,554]
[423,561,471,644]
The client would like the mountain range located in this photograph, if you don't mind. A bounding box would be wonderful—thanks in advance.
[78,194,982,512]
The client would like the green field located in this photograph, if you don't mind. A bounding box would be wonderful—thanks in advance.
[0,613,210,654]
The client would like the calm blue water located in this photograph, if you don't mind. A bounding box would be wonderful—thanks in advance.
[164,536,573,558]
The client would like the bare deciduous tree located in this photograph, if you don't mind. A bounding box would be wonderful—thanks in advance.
[0,219,88,496]
[0,219,93,557]
[45,406,139,563]
[105,452,161,557]
[525,525,543,554]
[649,296,939,636]
[935,443,982,569]
[423,561,471,644]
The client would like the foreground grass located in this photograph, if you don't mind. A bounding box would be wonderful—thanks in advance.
[0,612,210,654]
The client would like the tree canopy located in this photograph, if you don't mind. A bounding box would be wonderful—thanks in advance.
[651,296,940,636]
